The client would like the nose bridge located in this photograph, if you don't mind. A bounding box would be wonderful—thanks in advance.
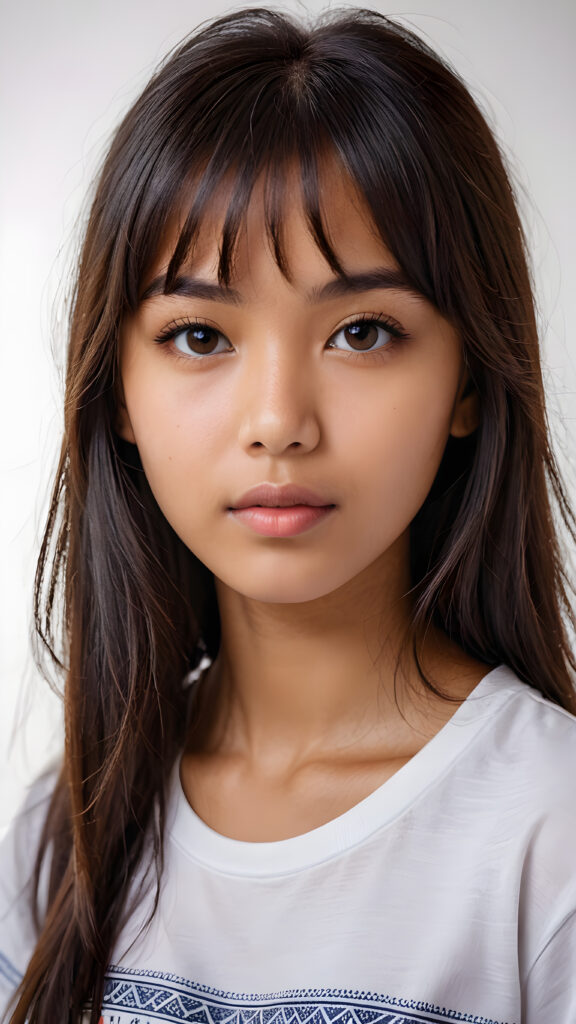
[237,332,320,453]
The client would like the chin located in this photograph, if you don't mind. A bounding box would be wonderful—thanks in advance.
[215,565,353,605]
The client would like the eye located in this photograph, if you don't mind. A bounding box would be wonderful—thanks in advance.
[328,316,407,354]
[154,319,232,358]
[171,323,231,357]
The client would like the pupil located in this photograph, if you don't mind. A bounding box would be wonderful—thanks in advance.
[345,322,379,349]
[187,327,218,352]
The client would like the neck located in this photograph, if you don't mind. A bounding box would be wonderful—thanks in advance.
[187,533,483,772]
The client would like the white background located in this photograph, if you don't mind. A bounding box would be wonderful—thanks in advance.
[1,0,575,829]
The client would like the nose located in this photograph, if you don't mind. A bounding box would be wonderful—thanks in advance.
[236,341,321,456]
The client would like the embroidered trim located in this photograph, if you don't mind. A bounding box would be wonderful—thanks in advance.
[101,964,514,1024]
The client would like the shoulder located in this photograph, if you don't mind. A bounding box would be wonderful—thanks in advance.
[0,763,60,1012]
[482,668,576,968]
[476,667,576,832]
[489,667,576,794]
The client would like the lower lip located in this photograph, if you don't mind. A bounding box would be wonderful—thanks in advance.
[229,505,336,537]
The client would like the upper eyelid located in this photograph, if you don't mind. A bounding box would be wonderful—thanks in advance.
[156,311,406,338]
[156,315,222,336]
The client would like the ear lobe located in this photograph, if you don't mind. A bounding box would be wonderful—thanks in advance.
[450,376,480,438]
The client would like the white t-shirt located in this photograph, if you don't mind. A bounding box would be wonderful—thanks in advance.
[1,664,576,1024]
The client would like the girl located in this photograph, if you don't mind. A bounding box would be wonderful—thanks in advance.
[1,7,575,1023]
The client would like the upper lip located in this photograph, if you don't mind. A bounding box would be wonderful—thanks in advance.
[230,483,335,509]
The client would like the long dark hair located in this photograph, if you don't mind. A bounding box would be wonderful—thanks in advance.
[10,7,576,1022]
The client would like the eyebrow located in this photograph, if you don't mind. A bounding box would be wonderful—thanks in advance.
[140,267,422,305]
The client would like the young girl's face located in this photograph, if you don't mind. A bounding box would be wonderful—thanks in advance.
[118,165,474,606]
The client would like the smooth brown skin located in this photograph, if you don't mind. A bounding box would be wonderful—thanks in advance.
[118,170,485,841]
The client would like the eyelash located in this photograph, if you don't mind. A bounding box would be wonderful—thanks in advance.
[153,312,410,363]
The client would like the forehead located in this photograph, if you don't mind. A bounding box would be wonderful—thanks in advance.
[145,158,399,293]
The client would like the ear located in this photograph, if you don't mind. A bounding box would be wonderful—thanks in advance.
[449,373,480,438]
[114,387,137,444]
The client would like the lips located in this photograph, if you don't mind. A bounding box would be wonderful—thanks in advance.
[230,483,335,510]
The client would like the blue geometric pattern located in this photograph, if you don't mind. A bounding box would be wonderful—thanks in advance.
[102,965,514,1024]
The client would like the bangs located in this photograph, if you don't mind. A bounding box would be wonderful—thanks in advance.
[114,5,509,339]
[162,143,350,295]
[120,14,452,314]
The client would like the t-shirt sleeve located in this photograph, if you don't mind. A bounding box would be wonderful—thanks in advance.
[0,768,58,1023]
[521,909,576,1021]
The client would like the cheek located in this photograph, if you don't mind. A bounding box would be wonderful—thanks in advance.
[120,365,227,542]
[339,370,457,518]
[126,368,231,474]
